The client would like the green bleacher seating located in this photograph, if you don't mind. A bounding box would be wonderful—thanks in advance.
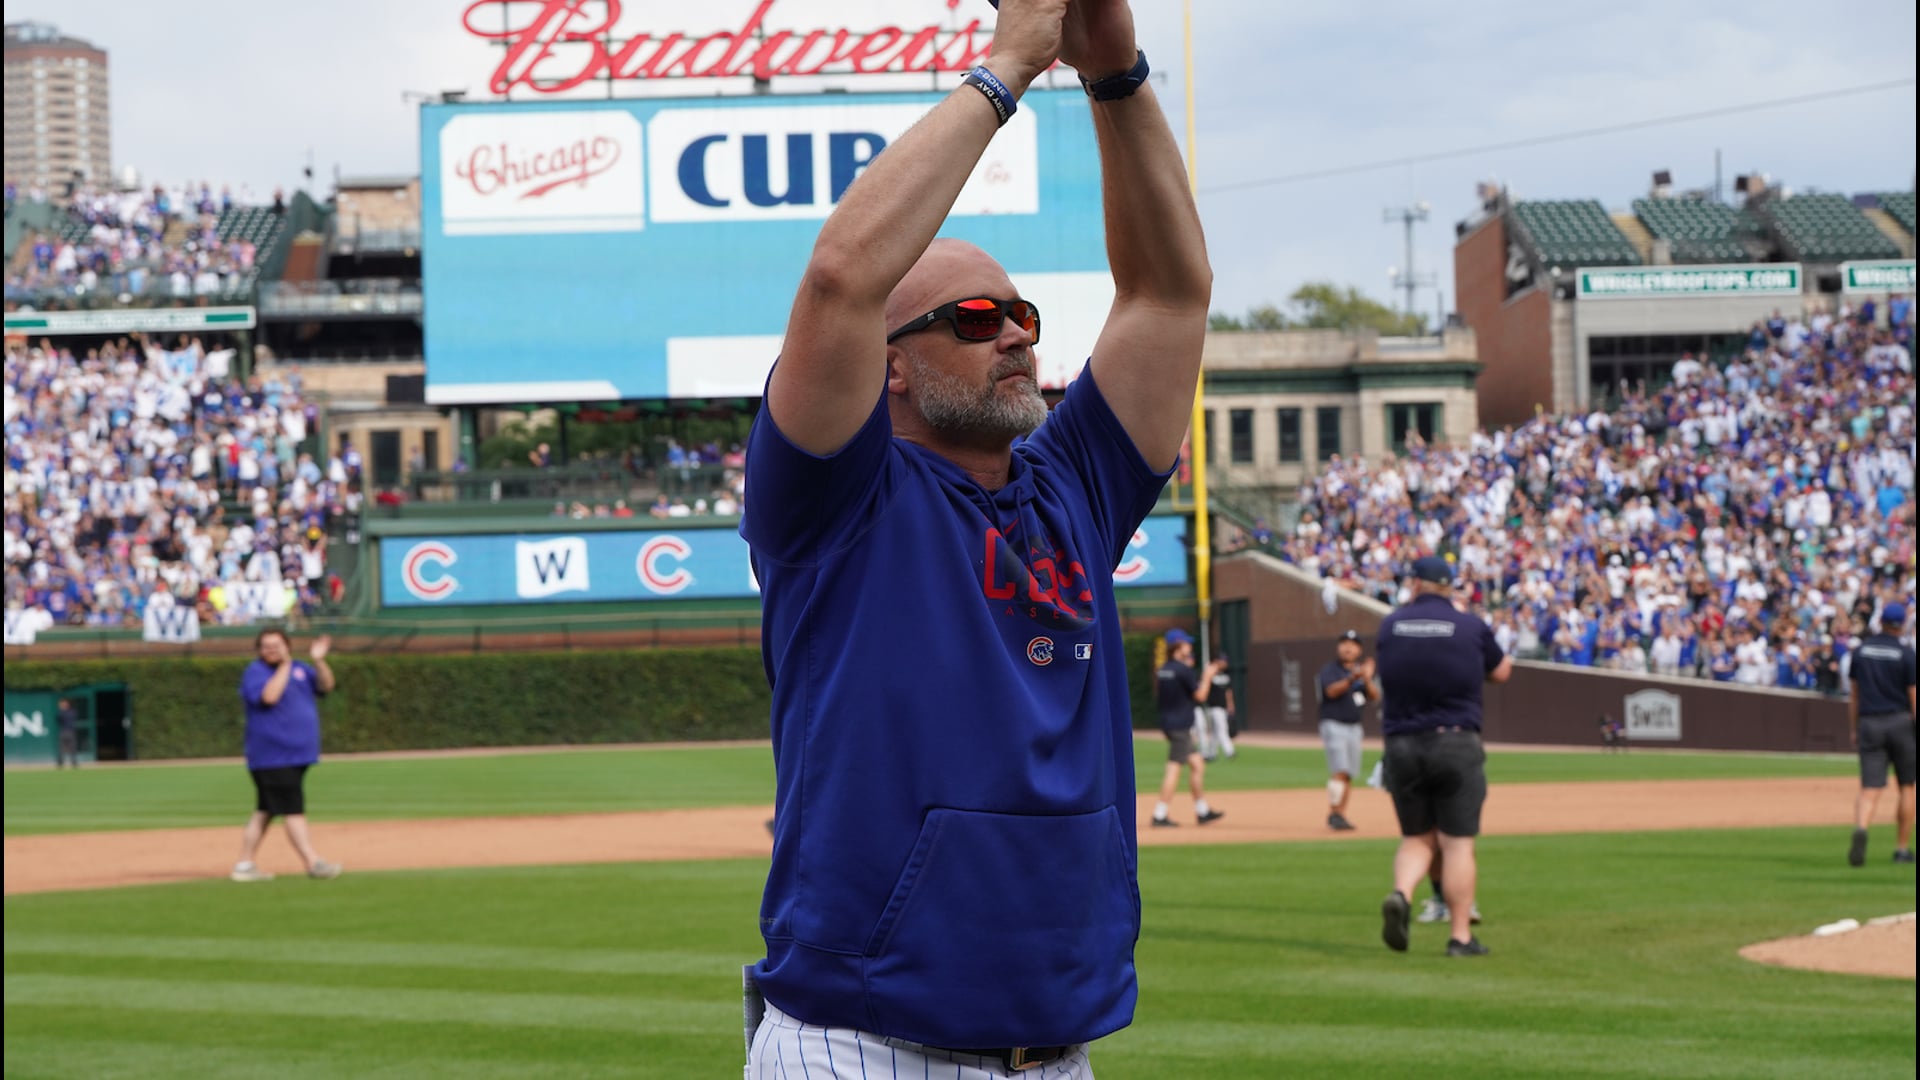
[1879,192,1915,237]
[1510,200,1641,268]
[1760,193,1900,262]
[1631,198,1752,263]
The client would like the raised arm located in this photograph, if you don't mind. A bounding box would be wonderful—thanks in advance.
[768,1,1068,455]
[1068,0,1213,471]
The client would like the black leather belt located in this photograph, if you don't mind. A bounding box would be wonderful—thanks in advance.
[928,1044,1072,1072]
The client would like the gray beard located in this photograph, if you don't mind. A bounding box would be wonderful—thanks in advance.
[907,349,1048,441]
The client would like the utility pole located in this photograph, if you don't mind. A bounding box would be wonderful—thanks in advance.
[1384,201,1435,322]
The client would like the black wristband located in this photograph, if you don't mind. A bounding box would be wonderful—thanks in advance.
[1080,50,1149,101]
[962,66,1017,126]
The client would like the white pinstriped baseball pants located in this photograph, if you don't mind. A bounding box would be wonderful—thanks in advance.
[747,999,1096,1080]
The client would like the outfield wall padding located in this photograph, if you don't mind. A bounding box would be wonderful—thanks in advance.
[1219,551,1850,753]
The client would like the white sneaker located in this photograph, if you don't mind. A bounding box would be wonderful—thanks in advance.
[230,864,275,883]
[1417,897,1483,923]
[307,859,344,880]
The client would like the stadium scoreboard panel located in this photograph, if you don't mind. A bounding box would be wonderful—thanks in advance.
[419,89,1111,405]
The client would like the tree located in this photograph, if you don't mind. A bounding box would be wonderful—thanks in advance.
[1207,303,1288,331]
[1287,282,1427,335]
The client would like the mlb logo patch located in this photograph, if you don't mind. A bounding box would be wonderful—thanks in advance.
[1074,643,1093,661]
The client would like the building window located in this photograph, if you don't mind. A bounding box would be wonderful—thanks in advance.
[1228,408,1254,464]
[1387,403,1442,453]
[1315,406,1342,461]
[1202,409,1216,466]
[422,431,441,473]
[1276,408,1302,463]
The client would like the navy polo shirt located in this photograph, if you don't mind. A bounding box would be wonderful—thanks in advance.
[1851,633,1916,717]
[1375,595,1505,735]
[1156,659,1199,731]
[1315,661,1364,724]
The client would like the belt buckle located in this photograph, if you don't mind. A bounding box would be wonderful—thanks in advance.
[1007,1047,1046,1071]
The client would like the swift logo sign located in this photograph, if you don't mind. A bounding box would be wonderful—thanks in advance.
[460,0,994,95]
[440,111,645,235]
[516,537,592,598]
[649,103,1036,223]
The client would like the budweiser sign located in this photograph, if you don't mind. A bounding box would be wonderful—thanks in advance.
[462,0,997,94]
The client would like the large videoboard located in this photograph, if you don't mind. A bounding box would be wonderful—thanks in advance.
[420,88,1110,405]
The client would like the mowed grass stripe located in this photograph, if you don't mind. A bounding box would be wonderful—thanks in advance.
[5,828,1911,1080]
[3,973,719,1034]
[3,741,1857,835]
[4,932,734,979]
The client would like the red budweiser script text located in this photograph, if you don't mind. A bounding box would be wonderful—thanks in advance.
[462,0,996,94]
[455,135,623,199]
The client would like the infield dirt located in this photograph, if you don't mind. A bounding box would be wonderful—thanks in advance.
[3,775,1874,896]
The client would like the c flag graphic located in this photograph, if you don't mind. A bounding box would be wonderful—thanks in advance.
[402,542,459,601]
[636,535,694,594]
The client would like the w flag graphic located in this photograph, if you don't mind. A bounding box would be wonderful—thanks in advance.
[515,538,591,599]
[142,605,202,644]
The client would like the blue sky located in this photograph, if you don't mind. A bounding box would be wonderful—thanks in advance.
[18,0,1916,322]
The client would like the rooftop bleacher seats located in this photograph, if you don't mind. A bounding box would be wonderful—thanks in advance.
[1879,192,1916,237]
[1760,193,1901,262]
[1511,200,1641,268]
[1632,198,1752,263]
[216,204,286,249]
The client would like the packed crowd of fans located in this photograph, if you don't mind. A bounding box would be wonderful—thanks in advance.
[4,180,281,304]
[3,334,355,629]
[1282,295,1917,692]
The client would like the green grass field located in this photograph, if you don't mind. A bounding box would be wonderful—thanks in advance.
[2,741,1858,835]
[5,828,1913,1079]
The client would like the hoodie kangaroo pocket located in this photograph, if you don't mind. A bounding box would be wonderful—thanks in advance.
[862,805,1139,1047]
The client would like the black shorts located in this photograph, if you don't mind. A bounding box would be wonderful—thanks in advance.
[1858,713,1917,789]
[1384,730,1487,837]
[1163,725,1197,763]
[250,765,310,816]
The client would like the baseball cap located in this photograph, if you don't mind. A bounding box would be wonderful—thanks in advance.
[1411,555,1453,583]
[1883,602,1909,627]
[1338,629,1362,644]
[1165,628,1194,646]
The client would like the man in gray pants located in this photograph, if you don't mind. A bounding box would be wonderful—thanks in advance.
[1316,630,1377,831]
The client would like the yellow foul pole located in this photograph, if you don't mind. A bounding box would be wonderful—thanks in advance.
[1182,0,1213,662]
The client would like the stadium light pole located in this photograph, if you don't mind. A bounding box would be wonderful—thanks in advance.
[1182,0,1214,667]
[1383,202,1435,319]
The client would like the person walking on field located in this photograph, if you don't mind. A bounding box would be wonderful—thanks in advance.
[1153,630,1229,827]
[55,696,82,769]
[1375,556,1512,957]
[737,0,1211,1074]
[231,629,344,882]
[1316,630,1377,830]
[1846,601,1916,866]
[1198,650,1237,760]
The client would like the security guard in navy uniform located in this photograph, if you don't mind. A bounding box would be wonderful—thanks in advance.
[1373,555,1512,957]
[1847,600,1917,867]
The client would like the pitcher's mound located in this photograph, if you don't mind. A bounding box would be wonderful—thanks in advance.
[1740,913,1916,979]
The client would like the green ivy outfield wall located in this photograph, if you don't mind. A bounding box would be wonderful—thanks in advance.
[3,638,1171,760]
